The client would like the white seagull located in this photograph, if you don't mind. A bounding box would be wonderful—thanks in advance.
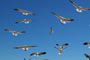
[14,8,35,16]
[52,12,74,24]
[15,46,37,51]
[55,43,69,55]
[4,29,26,36]
[69,0,90,12]
[15,19,32,24]
[30,52,47,57]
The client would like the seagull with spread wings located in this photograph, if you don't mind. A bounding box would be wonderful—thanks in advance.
[15,19,32,24]
[55,43,69,55]
[15,46,37,51]
[30,52,47,57]
[14,8,35,16]
[83,42,90,49]
[52,12,74,24]
[4,29,26,36]
[84,53,90,60]
[69,0,90,12]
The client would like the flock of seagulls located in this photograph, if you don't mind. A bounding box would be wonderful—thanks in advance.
[3,0,90,60]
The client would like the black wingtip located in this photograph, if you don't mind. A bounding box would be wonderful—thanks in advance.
[15,22,19,24]
[4,29,9,31]
[56,44,59,46]
[51,12,57,15]
[84,53,90,58]
[42,52,47,54]
[21,31,26,33]
[14,8,20,11]
[64,43,69,46]
[83,42,88,45]
[70,19,74,21]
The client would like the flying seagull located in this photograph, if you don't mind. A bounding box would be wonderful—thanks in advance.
[4,29,25,36]
[49,27,54,35]
[52,12,74,24]
[84,53,90,60]
[69,0,90,12]
[30,52,47,57]
[14,8,35,16]
[55,43,69,55]
[15,19,32,24]
[83,42,90,48]
[15,46,37,51]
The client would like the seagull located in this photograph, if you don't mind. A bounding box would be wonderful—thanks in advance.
[83,42,90,49]
[15,46,37,51]
[30,52,47,57]
[15,19,32,24]
[4,29,25,36]
[52,12,74,24]
[55,43,69,55]
[14,8,35,16]
[84,53,90,60]
[49,27,54,35]
[69,0,90,12]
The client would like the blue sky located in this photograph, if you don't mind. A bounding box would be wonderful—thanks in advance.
[0,0,90,60]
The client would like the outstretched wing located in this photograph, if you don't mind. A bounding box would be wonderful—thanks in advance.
[52,12,64,20]
[84,53,90,58]
[4,29,15,32]
[39,52,47,55]
[17,31,26,34]
[28,11,36,16]
[61,43,69,49]
[69,0,80,8]
[83,8,90,10]
[30,52,37,56]
[14,8,25,12]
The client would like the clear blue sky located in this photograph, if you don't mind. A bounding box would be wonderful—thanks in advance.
[0,0,90,60]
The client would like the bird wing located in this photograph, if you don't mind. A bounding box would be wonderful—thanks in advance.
[52,12,64,20]
[4,29,15,32]
[84,53,90,58]
[69,0,81,8]
[30,52,37,56]
[17,31,26,34]
[14,8,24,12]
[39,52,46,55]
[28,11,36,16]
[82,8,90,10]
